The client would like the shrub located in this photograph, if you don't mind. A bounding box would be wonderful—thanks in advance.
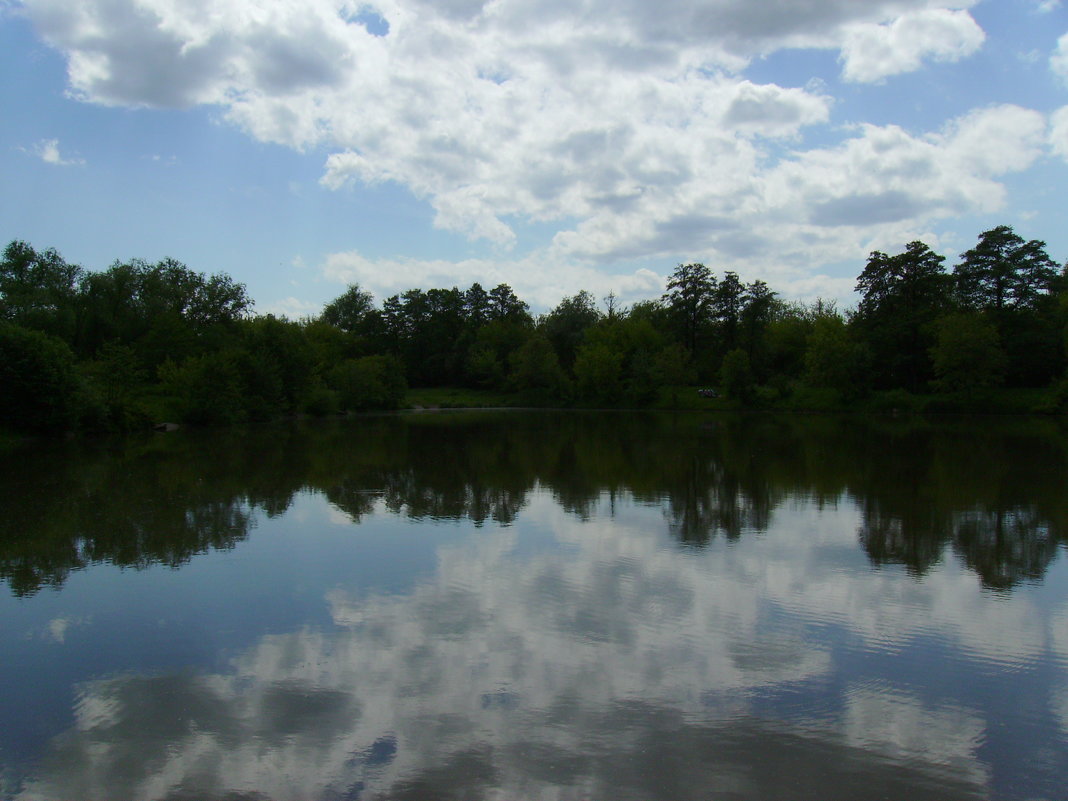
[0,322,80,432]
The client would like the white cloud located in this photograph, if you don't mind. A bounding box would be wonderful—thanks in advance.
[317,103,1045,311]
[322,249,664,310]
[24,0,1036,285]
[1052,32,1068,84]
[28,138,84,166]
[1051,106,1068,160]
[764,105,1045,226]
[259,295,322,319]
[839,8,985,84]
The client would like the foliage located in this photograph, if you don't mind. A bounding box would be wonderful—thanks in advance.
[663,263,715,355]
[542,290,601,371]
[159,350,250,426]
[329,355,407,411]
[0,322,82,432]
[0,240,82,341]
[804,313,870,399]
[509,334,569,404]
[573,341,624,405]
[2,225,1066,435]
[321,284,375,334]
[854,241,950,391]
[720,348,755,402]
[954,225,1061,313]
[929,312,1006,396]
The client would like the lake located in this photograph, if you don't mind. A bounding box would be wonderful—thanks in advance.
[2,410,1067,800]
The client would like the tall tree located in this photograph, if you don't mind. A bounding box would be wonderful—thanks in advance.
[662,263,716,354]
[321,284,374,334]
[713,271,745,353]
[855,241,950,391]
[954,225,1060,313]
[488,284,530,323]
[542,290,601,371]
[0,240,83,342]
[739,279,777,376]
[463,283,492,328]
[76,258,250,364]
[954,226,1065,385]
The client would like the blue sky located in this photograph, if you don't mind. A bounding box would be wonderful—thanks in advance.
[2,0,1066,315]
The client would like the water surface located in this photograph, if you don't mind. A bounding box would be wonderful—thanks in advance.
[2,411,1067,800]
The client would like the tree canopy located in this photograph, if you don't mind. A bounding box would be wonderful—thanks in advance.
[1,223,1065,434]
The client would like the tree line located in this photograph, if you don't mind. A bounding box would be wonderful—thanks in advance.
[2,224,1066,433]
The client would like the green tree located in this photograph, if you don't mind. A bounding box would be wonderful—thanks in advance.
[663,263,716,355]
[573,341,624,405]
[242,315,313,415]
[509,334,569,403]
[463,283,492,327]
[713,270,745,353]
[739,279,778,379]
[855,241,950,391]
[929,312,1006,395]
[329,355,407,411]
[321,284,375,334]
[0,322,82,431]
[720,348,755,402]
[0,240,82,342]
[488,284,530,323]
[158,350,248,426]
[82,341,148,429]
[955,225,1060,313]
[804,314,869,399]
[76,258,250,364]
[954,226,1065,387]
[542,290,601,372]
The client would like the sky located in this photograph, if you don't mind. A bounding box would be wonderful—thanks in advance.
[1,0,1067,316]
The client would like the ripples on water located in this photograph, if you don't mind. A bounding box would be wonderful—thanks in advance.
[1,411,1066,800]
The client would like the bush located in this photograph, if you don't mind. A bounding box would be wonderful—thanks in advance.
[0,322,81,432]
[328,355,407,411]
[720,348,755,402]
[159,351,249,426]
[303,382,340,417]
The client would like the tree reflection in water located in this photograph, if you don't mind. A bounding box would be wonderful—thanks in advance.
[2,412,1066,596]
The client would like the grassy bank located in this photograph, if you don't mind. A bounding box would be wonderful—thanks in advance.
[404,384,1068,415]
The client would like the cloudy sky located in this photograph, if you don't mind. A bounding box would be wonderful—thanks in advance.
[2,0,1067,315]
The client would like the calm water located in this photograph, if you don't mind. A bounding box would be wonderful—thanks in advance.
[2,411,1067,801]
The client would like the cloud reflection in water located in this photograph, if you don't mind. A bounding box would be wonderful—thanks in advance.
[15,491,1014,801]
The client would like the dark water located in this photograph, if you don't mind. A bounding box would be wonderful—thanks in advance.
[2,411,1067,801]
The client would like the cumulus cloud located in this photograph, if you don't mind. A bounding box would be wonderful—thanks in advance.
[1050,106,1068,160]
[319,101,1047,310]
[23,0,1028,283]
[259,295,323,319]
[322,249,664,309]
[839,8,985,83]
[1052,32,1068,84]
[762,105,1045,231]
[27,137,84,166]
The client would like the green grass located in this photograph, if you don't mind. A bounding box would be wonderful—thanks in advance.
[405,387,522,409]
[648,386,732,410]
[404,383,1068,415]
